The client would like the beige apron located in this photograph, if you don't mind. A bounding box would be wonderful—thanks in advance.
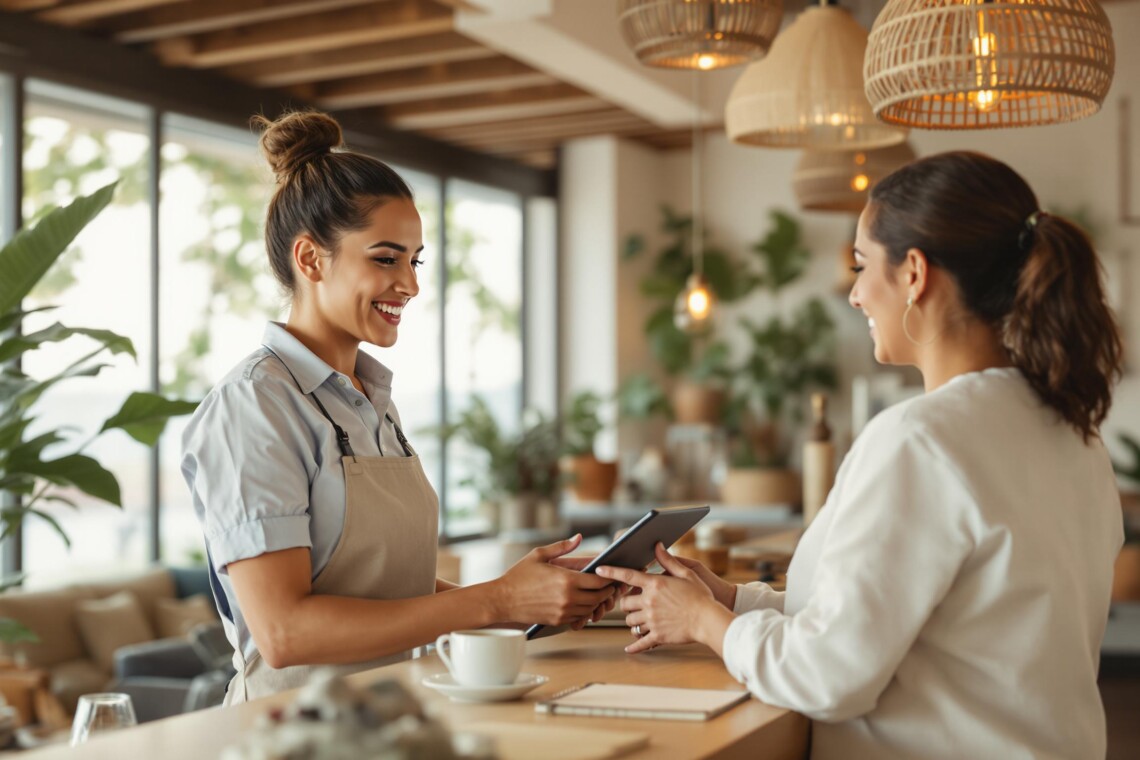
[223,360,438,704]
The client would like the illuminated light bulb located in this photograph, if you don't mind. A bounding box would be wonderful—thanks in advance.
[674,273,716,334]
[854,152,867,166]
[697,53,717,70]
[851,173,869,192]
[969,9,1003,112]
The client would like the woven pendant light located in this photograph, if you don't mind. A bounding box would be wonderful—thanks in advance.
[617,0,784,70]
[725,3,908,149]
[793,142,918,212]
[864,0,1115,129]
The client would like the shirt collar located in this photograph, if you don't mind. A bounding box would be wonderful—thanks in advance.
[261,322,394,396]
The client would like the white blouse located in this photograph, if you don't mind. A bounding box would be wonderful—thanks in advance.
[722,368,1122,760]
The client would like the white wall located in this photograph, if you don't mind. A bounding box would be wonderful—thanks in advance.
[562,1,1140,467]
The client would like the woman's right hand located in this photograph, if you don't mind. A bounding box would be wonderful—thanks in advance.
[493,534,617,626]
[669,554,737,610]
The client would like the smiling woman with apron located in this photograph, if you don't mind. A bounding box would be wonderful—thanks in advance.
[180,110,616,705]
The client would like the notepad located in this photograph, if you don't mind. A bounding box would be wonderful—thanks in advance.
[535,683,750,722]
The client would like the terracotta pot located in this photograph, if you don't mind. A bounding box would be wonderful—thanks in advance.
[720,467,801,507]
[1112,544,1140,602]
[671,381,725,425]
[569,455,618,503]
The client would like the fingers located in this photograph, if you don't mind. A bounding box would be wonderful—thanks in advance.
[625,631,658,654]
[654,543,692,578]
[532,533,582,562]
[620,593,644,613]
[549,555,595,571]
[595,564,653,588]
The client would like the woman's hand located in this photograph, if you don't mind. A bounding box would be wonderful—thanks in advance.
[550,553,629,623]
[669,554,738,610]
[596,543,735,655]
[494,535,617,627]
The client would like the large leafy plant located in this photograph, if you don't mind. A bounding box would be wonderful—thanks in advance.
[731,210,838,467]
[624,205,756,378]
[0,182,199,638]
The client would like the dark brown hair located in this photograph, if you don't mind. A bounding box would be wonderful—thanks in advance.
[868,150,1122,441]
[252,110,413,296]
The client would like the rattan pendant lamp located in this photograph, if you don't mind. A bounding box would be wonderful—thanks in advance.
[792,142,917,213]
[617,0,784,70]
[725,0,907,149]
[864,0,1115,129]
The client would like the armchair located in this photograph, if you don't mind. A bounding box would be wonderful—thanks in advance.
[108,623,233,723]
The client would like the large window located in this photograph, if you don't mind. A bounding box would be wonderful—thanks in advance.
[3,75,549,579]
[20,81,153,586]
[443,180,524,536]
[157,115,278,565]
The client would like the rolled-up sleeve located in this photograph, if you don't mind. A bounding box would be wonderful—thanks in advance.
[733,582,785,614]
[181,379,315,573]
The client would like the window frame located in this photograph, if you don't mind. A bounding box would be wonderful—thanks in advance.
[0,51,558,573]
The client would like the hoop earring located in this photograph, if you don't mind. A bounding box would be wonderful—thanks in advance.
[903,297,937,346]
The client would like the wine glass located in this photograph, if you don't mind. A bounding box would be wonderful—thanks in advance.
[69,693,137,746]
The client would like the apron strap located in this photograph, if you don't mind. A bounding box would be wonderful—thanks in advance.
[261,345,414,458]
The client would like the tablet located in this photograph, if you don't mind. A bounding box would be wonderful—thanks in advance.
[525,505,710,640]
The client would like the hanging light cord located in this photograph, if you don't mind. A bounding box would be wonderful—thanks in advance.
[691,69,703,278]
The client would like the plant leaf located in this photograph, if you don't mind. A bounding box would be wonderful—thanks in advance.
[0,617,39,644]
[99,391,200,446]
[29,508,71,548]
[0,182,117,315]
[10,453,121,507]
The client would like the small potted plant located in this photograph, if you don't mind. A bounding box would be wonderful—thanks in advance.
[1112,433,1140,602]
[562,390,617,503]
[440,397,561,532]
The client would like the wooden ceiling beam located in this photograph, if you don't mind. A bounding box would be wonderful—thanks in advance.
[41,0,183,24]
[151,0,452,69]
[367,84,606,131]
[307,57,551,110]
[220,32,495,88]
[430,109,646,142]
[439,117,649,150]
[100,0,378,44]
[454,119,654,153]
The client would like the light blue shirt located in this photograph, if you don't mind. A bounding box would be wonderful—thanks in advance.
[181,322,410,657]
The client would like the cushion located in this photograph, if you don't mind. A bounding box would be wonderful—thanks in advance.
[154,594,218,639]
[50,658,112,714]
[81,567,176,632]
[74,591,155,672]
[0,586,96,668]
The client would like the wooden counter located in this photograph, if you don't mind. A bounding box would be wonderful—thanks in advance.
[30,629,807,759]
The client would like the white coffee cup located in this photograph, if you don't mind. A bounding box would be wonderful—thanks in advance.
[435,629,525,687]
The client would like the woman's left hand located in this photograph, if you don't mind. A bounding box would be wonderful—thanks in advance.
[596,543,728,654]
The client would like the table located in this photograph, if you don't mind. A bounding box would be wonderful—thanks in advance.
[26,629,808,760]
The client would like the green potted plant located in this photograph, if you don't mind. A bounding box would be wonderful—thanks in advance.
[562,390,617,503]
[0,182,199,642]
[721,210,839,507]
[623,206,758,425]
[440,396,561,532]
[1112,433,1140,602]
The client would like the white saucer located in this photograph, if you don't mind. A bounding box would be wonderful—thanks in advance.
[421,672,548,702]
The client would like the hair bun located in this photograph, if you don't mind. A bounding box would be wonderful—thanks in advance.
[253,110,343,179]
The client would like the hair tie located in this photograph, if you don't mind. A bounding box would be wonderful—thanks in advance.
[1018,210,1044,252]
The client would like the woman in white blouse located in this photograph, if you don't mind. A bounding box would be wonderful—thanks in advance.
[182,110,614,703]
[599,152,1124,759]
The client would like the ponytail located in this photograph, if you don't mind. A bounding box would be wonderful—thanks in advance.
[869,151,1124,442]
[1003,214,1123,442]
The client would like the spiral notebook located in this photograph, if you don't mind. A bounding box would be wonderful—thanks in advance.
[535,683,750,722]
